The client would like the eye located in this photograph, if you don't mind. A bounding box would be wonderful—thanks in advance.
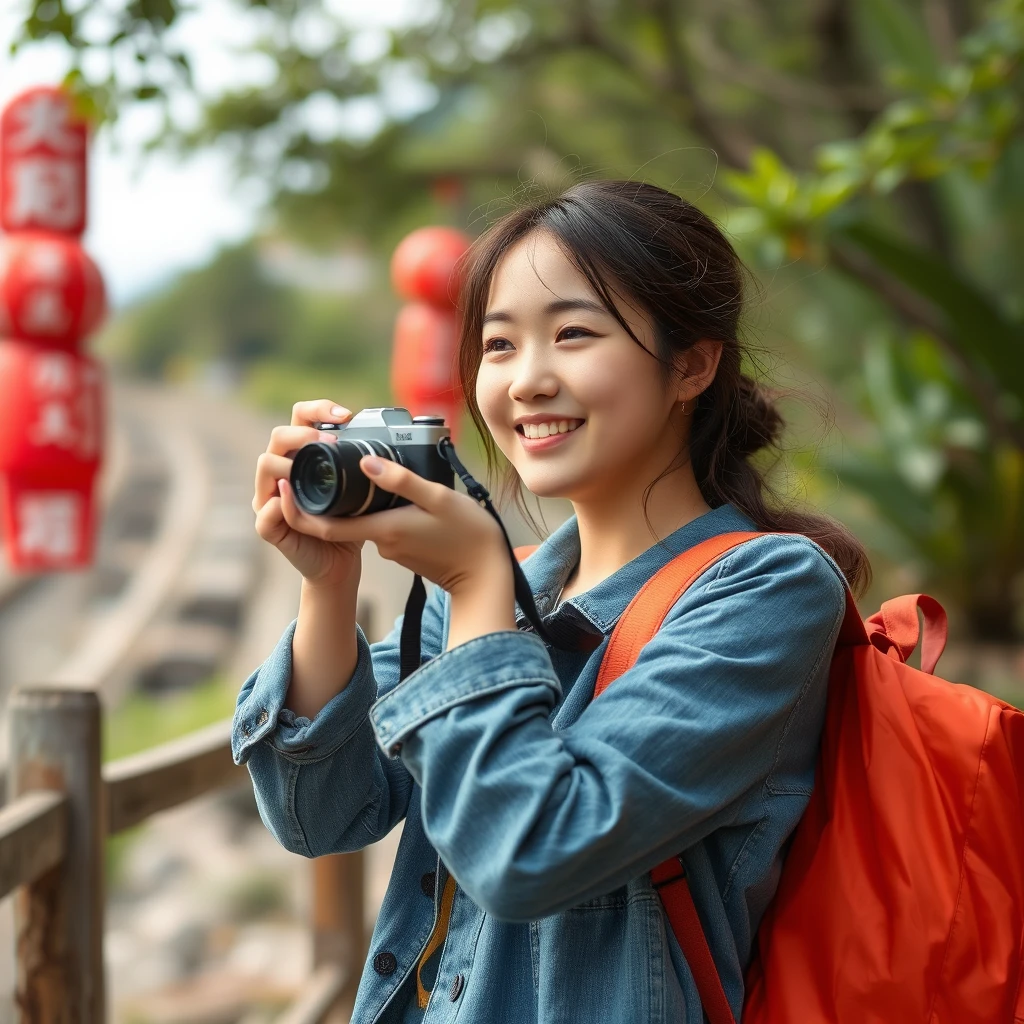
[557,326,596,341]
[483,336,512,353]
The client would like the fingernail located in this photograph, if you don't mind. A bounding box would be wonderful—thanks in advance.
[362,456,384,476]
[277,478,289,492]
[331,405,349,417]
[318,431,338,443]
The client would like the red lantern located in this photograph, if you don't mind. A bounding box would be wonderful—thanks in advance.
[0,233,105,346]
[0,87,88,236]
[0,340,104,569]
[391,302,462,438]
[390,227,472,309]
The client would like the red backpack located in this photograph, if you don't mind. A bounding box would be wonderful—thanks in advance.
[516,531,1024,1023]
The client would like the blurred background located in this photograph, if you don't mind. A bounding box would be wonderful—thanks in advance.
[0,0,1021,1020]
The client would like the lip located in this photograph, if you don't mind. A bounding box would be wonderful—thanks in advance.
[517,422,584,452]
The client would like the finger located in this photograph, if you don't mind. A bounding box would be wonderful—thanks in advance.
[267,424,341,458]
[290,399,353,428]
[359,456,451,513]
[254,452,294,512]
[254,497,289,547]
[278,478,379,544]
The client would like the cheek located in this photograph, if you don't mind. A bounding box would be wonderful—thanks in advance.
[474,369,510,445]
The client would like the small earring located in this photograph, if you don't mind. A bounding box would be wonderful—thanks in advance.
[679,400,686,413]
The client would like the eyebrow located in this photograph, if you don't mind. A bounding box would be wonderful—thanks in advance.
[482,297,609,327]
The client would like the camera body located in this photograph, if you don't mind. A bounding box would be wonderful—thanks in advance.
[290,407,453,517]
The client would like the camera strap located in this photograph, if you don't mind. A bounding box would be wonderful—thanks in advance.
[398,437,569,680]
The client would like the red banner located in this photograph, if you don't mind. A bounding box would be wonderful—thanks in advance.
[0,232,105,345]
[0,87,88,236]
[0,86,104,571]
[0,341,103,569]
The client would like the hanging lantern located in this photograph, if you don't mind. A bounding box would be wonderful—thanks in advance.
[0,340,104,569]
[1,86,89,236]
[0,232,106,346]
[391,301,462,434]
[390,226,472,309]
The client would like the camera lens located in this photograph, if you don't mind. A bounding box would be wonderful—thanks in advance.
[291,439,403,516]
[308,453,337,502]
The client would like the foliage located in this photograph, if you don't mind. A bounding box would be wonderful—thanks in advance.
[100,240,397,380]
[15,0,1024,639]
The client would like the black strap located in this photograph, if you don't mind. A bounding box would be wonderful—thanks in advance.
[398,438,568,681]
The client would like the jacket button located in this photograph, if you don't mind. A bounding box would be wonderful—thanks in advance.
[420,871,436,899]
[449,973,465,1001]
[373,951,398,976]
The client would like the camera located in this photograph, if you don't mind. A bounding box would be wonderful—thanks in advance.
[290,407,454,517]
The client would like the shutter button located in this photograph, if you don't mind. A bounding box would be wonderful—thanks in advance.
[373,950,398,976]
[420,871,436,899]
[449,973,465,1001]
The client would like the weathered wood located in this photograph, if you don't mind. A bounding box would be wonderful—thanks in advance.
[104,717,244,835]
[10,686,105,1023]
[0,792,67,900]
[276,964,346,1024]
[313,852,367,1020]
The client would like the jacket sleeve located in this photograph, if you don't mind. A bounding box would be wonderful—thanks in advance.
[368,534,847,921]
[232,579,449,857]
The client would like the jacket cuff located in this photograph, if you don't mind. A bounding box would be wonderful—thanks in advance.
[232,619,377,765]
[369,630,559,757]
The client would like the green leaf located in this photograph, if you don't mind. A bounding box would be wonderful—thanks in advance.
[835,219,1024,405]
[857,0,941,81]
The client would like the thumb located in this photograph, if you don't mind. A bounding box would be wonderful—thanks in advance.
[360,455,445,511]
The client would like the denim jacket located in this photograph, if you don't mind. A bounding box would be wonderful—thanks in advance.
[233,504,848,1023]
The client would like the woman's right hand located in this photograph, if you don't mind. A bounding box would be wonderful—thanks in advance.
[253,399,363,588]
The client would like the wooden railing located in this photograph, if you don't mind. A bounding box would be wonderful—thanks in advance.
[2,671,370,1022]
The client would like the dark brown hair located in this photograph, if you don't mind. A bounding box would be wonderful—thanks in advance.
[455,180,870,594]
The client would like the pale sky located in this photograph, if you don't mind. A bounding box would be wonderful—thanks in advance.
[0,0,429,307]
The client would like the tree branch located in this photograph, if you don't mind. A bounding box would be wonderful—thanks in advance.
[685,23,889,115]
[827,241,1024,451]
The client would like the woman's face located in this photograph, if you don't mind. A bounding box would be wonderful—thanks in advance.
[475,229,684,504]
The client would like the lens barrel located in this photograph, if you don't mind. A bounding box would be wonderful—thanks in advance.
[291,439,403,516]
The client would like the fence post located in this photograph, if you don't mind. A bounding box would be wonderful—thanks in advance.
[9,686,105,1023]
[309,599,376,1018]
[313,852,367,1019]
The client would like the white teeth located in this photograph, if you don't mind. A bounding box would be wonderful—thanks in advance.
[521,419,582,439]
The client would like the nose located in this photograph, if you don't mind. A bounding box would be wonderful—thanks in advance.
[508,343,559,403]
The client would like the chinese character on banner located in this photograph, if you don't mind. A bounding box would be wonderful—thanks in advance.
[0,85,105,571]
[0,233,105,346]
[0,88,87,236]
[16,491,83,564]
[0,341,105,570]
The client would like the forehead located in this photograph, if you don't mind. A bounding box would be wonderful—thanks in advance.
[486,230,595,309]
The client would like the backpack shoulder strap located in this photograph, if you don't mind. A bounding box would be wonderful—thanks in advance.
[593,531,765,1024]
[594,530,761,699]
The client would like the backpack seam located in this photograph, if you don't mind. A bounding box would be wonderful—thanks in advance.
[925,701,994,1023]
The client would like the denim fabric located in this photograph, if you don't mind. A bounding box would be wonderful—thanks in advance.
[233,504,848,1023]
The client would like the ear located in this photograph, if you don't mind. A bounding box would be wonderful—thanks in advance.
[674,338,723,403]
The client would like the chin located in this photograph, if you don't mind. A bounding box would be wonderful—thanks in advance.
[516,469,580,500]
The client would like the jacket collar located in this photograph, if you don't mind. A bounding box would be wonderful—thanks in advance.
[514,503,757,647]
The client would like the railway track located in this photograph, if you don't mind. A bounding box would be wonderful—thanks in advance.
[0,382,271,715]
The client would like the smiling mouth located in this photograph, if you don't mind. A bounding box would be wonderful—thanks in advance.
[515,419,585,440]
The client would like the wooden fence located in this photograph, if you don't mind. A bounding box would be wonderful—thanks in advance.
[0,645,373,1022]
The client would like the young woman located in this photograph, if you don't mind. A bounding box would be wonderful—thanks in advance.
[235,180,867,1023]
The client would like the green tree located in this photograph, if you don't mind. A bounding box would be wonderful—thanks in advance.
[16,0,1024,640]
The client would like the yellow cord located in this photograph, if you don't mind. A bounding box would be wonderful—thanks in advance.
[416,874,457,1009]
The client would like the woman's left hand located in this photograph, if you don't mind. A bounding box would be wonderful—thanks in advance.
[276,454,511,596]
